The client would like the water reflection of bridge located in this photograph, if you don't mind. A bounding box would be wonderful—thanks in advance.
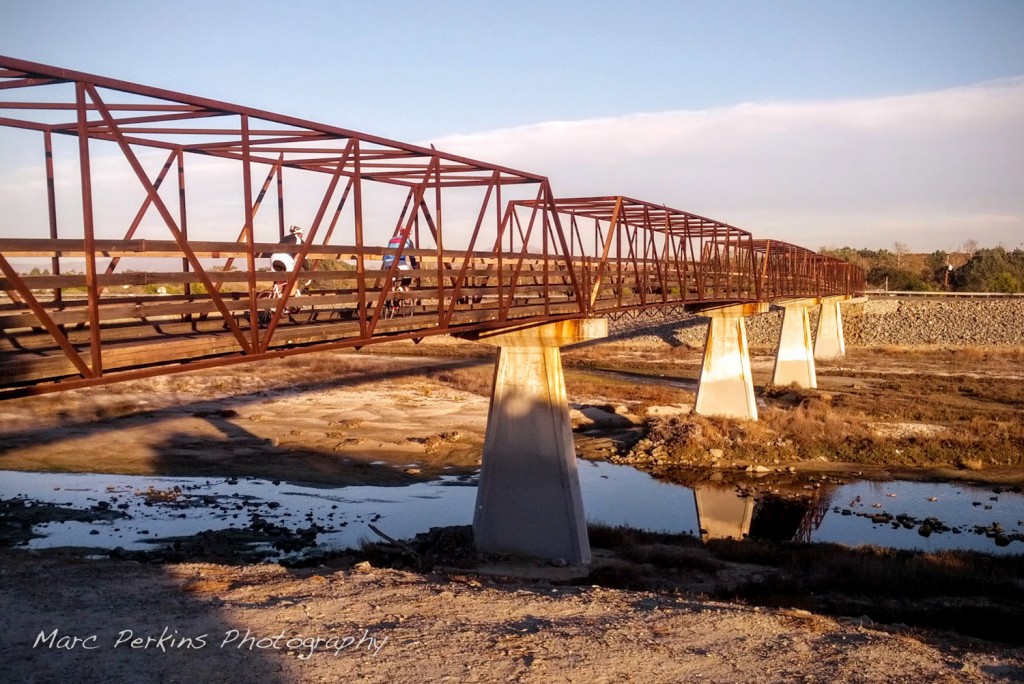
[0,56,864,567]
[694,484,835,543]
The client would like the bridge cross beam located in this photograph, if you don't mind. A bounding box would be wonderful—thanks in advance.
[458,318,608,566]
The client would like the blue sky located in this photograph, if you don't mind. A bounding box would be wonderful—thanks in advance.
[2,0,1023,251]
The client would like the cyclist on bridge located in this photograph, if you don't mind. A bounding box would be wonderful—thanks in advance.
[382,232,418,317]
[269,225,309,297]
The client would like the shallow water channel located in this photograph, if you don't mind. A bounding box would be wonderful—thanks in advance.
[2,460,1022,559]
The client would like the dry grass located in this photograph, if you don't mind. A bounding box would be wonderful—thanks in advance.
[340,521,1024,644]
[425,366,494,397]
[623,371,1024,470]
[566,371,692,413]
[713,540,1024,643]
[581,523,1024,644]
[562,344,1020,471]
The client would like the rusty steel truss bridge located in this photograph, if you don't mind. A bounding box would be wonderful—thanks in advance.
[0,56,865,399]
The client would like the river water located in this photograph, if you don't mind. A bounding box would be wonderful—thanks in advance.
[2,461,1021,558]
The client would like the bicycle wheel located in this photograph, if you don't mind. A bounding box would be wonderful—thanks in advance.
[288,303,317,325]
[255,290,274,328]
[285,288,317,324]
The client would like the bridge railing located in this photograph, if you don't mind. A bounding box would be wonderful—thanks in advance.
[752,239,866,300]
[0,211,864,391]
[512,197,864,314]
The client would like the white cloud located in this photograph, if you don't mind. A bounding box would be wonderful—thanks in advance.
[427,78,1024,252]
[3,80,1021,257]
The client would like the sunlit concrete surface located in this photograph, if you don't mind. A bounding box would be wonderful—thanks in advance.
[772,299,818,389]
[694,303,768,421]
[814,296,848,360]
[465,319,608,565]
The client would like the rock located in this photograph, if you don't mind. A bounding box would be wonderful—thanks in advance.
[645,404,693,418]
[709,448,725,460]
[605,297,1024,349]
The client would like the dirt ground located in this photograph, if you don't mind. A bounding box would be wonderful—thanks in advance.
[3,547,1021,684]
[2,335,1024,683]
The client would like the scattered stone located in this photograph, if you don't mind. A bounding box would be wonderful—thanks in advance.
[869,422,948,439]
[645,405,693,419]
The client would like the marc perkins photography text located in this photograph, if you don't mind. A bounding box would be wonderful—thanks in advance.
[33,627,388,659]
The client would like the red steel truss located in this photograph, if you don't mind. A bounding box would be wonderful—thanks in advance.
[0,56,864,397]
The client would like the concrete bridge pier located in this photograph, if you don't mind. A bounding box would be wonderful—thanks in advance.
[814,296,848,361]
[460,318,608,566]
[694,302,769,421]
[771,298,819,389]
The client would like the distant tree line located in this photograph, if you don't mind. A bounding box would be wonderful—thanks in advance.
[819,243,1024,293]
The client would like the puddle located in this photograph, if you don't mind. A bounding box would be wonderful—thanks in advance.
[1,462,1022,559]
[806,479,1024,553]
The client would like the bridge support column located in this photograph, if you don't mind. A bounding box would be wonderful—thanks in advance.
[814,296,848,361]
[694,302,769,421]
[771,299,818,389]
[460,318,608,566]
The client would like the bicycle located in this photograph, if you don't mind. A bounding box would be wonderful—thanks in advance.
[253,280,316,327]
[383,276,416,319]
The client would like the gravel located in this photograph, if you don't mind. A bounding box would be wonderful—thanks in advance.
[607,297,1024,348]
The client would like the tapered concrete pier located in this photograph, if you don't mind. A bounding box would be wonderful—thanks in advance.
[460,318,608,566]
[694,302,769,421]
[771,298,818,388]
[814,296,847,360]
